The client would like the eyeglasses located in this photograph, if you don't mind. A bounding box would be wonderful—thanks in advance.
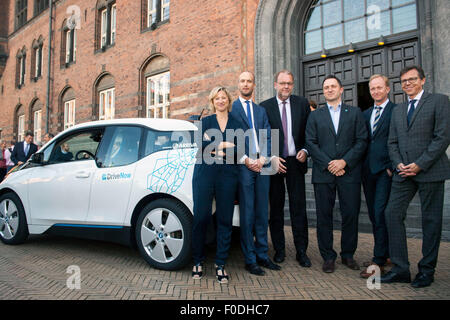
[400,77,419,85]
[277,82,294,86]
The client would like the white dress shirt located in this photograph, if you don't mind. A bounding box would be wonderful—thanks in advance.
[239,96,260,154]
[276,96,296,156]
[407,90,424,112]
[327,103,341,134]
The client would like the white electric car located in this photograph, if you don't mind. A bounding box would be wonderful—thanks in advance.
[0,118,238,270]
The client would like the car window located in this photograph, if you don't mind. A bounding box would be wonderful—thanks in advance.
[96,126,142,168]
[48,130,103,164]
[144,129,193,156]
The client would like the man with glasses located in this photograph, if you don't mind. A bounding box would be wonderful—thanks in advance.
[260,70,312,267]
[381,65,450,288]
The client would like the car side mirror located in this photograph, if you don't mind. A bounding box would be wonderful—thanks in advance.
[30,152,44,165]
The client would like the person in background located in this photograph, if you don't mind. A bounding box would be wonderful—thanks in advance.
[11,131,38,166]
[4,141,15,173]
[43,132,54,145]
[309,100,317,112]
[0,141,6,181]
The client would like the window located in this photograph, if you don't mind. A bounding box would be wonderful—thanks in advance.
[34,0,49,16]
[31,38,44,80]
[16,0,28,30]
[145,0,170,29]
[304,0,418,55]
[33,110,42,144]
[64,99,76,129]
[16,48,26,88]
[144,129,193,156]
[99,88,115,120]
[48,130,103,164]
[96,126,142,168]
[98,1,116,50]
[18,115,25,142]
[65,28,77,64]
[146,72,170,118]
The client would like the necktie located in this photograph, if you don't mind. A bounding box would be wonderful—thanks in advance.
[372,106,382,133]
[245,101,257,155]
[407,99,416,126]
[24,143,29,156]
[281,101,289,158]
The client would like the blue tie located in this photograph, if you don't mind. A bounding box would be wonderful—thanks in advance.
[24,143,29,156]
[245,100,257,155]
[245,100,253,129]
[407,99,416,126]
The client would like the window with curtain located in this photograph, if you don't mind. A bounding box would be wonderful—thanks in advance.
[146,72,170,118]
[99,88,115,120]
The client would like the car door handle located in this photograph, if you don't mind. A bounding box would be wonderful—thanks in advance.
[75,171,90,178]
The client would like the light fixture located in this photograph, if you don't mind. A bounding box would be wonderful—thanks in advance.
[348,43,355,53]
[378,35,385,46]
[320,49,328,58]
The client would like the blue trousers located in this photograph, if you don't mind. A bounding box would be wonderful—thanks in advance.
[192,164,238,266]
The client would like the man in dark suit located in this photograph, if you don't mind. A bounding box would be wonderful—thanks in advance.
[230,71,280,276]
[381,65,450,288]
[360,74,396,278]
[11,131,38,165]
[306,75,368,273]
[259,70,312,267]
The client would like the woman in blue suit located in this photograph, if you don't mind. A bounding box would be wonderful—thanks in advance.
[191,86,239,284]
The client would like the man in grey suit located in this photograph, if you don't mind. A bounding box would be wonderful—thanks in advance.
[381,65,450,288]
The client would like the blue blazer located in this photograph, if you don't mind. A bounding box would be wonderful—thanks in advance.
[230,99,271,159]
[11,141,38,164]
[363,101,396,175]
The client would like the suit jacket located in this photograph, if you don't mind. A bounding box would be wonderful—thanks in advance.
[388,91,450,182]
[230,99,271,160]
[305,104,368,184]
[11,141,38,165]
[260,95,310,174]
[363,101,396,175]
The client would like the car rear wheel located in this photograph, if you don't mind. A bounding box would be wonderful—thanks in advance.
[0,192,29,245]
[136,198,192,270]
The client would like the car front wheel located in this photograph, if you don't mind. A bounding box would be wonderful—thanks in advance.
[136,198,192,270]
[0,192,29,245]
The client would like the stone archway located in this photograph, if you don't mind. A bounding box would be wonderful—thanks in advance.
[254,0,313,103]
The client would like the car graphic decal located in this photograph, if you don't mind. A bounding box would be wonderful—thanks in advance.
[147,148,197,194]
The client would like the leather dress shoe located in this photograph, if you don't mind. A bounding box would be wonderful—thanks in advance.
[257,258,281,270]
[273,251,285,263]
[296,252,312,268]
[322,260,335,273]
[380,271,411,284]
[411,273,434,288]
[342,258,360,270]
[360,263,384,279]
[245,263,265,276]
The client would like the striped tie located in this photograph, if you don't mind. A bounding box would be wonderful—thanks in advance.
[372,106,382,133]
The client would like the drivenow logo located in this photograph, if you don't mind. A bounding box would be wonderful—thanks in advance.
[102,172,132,181]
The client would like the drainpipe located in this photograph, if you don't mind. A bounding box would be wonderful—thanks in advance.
[45,0,53,134]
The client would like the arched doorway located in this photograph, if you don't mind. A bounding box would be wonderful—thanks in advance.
[255,0,430,108]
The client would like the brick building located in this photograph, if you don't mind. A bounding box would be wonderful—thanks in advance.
[0,0,449,144]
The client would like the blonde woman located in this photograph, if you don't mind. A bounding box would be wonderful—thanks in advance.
[191,86,239,284]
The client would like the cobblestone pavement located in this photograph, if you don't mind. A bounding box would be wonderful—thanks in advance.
[0,228,449,300]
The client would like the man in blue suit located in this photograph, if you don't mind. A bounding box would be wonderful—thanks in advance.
[360,75,396,279]
[231,71,281,276]
[11,131,38,166]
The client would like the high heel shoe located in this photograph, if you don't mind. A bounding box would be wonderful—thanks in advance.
[192,263,203,280]
[215,265,229,284]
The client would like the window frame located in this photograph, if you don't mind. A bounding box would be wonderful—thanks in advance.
[33,110,42,144]
[17,114,25,142]
[15,0,28,30]
[65,28,77,64]
[144,0,170,30]
[303,0,418,56]
[64,99,76,129]
[99,88,115,120]
[146,71,170,119]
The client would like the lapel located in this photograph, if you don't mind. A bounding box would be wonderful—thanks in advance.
[408,91,430,130]
[372,101,392,139]
[289,96,299,136]
[233,99,250,129]
[322,105,337,137]
[336,104,348,139]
